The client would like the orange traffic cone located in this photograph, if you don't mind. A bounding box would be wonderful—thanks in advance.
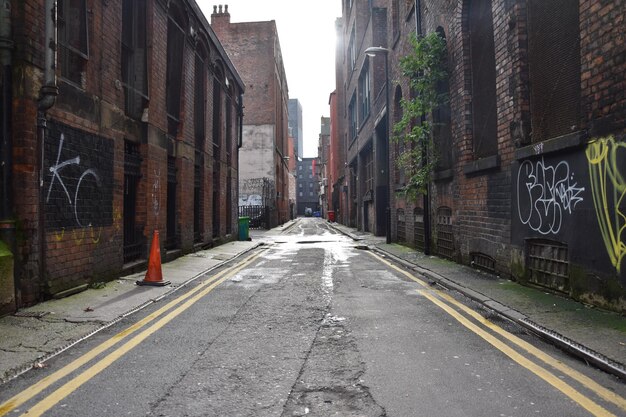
[137,230,170,286]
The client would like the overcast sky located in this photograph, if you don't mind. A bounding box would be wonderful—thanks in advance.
[197,0,342,158]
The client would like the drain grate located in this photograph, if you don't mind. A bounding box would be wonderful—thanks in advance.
[14,311,50,318]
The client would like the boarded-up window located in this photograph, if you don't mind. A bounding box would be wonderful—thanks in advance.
[433,27,452,170]
[121,0,147,119]
[469,0,497,158]
[166,5,186,136]
[528,0,581,142]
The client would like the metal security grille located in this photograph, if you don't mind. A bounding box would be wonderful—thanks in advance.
[469,0,497,157]
[166,156,179,250]
[193,159,202,243]
[527,239,569,293]
[239,205,268,230]
[212,162,220,238]
[471,252,496,273]
[528,0,580,142]
[397,209,406,242]
[436,207,454,259]
[123,141,143,263]
[414,208,425,252]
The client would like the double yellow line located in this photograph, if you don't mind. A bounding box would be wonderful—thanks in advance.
[369,251,626,417]
[0,251,262,417]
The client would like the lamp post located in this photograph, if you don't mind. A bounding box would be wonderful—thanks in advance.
[364,46,391,244]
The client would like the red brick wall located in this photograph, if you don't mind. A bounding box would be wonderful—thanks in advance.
[9,0,243,306]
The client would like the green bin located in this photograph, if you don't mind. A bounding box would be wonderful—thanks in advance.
[238,216,250,241]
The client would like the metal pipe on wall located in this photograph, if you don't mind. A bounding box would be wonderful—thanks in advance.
[0,0,14,226]
[37,0,59,298]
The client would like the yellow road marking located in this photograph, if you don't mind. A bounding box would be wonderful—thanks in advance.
[420,290,616,417]
[436,289,626,412]
[0,251,261,417]
[368,251,623,416]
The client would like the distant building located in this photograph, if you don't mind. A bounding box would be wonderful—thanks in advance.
[212,5,290,227]
[288,99,304,161]
[296,158,320,216]
[317,118,331,218]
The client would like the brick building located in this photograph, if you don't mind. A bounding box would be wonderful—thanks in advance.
[211,5,291,227]
[296,158,320,216]
[317,117,331,218]
[0,0,244,313]
[334,0,626,310]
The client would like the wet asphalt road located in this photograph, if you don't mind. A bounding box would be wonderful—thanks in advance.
[1,218,625,416]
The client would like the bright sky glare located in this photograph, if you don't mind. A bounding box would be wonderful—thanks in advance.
[197,0,342,158]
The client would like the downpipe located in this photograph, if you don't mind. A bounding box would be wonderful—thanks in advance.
[37,0,58,299]
[0,0,16,307]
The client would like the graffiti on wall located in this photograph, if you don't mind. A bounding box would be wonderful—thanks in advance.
[516,158,585,235]
[586,136,626,273]
[45,122,113,237]
[152,169,161,218]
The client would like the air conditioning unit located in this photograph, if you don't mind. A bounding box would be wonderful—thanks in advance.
[322,178,328,186]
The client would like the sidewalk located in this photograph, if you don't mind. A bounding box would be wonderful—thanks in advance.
[0,237,266,383]
[328,222,626,380]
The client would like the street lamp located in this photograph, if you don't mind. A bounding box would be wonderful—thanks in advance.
[364,46,391,244]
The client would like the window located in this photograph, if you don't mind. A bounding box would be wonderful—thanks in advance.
[432,28,452,170]
[392,0,400,40]
[58,0,88,86]
[359,64,370,121]
[299,192,303,197]
[527,0,580,142]
[212,67,224,148]
[121,0,147,119]
[194,43,207,148]
[348,26,356,72]
[299,183,302,188]
[299,165,302,171]
[166,4,186,136]
[468,0,497,158]
[310,192,314,197]
[364,149,374,193]
[393,86,406,185]
[348,94,357,140]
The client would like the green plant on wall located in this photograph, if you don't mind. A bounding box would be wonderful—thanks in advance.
[393,33,448,199]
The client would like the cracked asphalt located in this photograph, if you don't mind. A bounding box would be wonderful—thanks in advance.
[2,218,625,416]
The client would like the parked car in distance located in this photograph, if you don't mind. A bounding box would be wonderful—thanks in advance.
[304,207,313,217]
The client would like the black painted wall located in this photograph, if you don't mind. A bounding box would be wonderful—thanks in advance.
[44,121,114,230]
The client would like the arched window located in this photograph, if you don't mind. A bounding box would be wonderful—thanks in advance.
[468,0,497,158]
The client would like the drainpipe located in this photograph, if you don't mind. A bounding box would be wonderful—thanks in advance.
[415,0,431,255]
[0,0,14,240]
[37,0,58,296]
[0,0,16,309]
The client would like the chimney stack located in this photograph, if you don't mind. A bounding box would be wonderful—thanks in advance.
[210,4,231,26]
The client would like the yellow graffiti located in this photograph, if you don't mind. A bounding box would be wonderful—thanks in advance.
[52,225,103,245]
[71,228,86,245]
[90,226,102,244]
[586,136,626,273]
[53,228,65,242]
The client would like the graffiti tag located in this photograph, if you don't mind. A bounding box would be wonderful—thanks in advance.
[46,133,102,228]
[516,158,585,235]
[586,136,626,273]
[152,169,161,217]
